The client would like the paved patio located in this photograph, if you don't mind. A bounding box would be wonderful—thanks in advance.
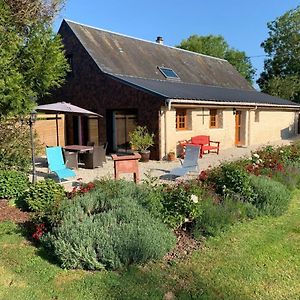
[34,139,296,190]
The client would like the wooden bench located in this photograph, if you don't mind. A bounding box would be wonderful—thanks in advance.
[189,135,220,158]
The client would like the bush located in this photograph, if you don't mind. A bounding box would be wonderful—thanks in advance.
[0,170,29,199]
[0,118,41,172]
[192,197,258,238]
[43,181,176,270]
[159,182,207,229]
[207,163,256,202]
[271,162,300,190]
[23,179,67,226]
[249,175,291,216]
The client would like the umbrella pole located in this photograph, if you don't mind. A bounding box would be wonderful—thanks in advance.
[56,114,59,146]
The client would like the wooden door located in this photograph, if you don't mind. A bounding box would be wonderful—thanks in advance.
[235,111,242,145]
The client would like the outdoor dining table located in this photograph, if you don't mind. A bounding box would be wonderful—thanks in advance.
[63,145,94,153]
[63,145,94,169]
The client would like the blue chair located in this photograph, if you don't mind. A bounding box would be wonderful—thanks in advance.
[46,146,76,182]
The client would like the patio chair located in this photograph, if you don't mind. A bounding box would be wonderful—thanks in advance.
[169,145,201,177]
[63,149,78,169]
[46,146,76,182]
[81,145,105,169]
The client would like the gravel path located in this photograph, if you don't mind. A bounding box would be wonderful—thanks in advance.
[34,139,295,190]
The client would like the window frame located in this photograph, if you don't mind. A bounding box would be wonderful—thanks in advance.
[158,67,180,79]
[176,108,187,131]
[209,109,218,128]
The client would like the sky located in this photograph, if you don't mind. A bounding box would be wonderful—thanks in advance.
[54,0,299,88]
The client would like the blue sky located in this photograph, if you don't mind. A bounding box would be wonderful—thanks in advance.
[54,0,299,86]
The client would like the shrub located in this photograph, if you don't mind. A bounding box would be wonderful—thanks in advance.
[192,197,258,238]
[0,170,29,199]
[0,118,41,172]
[159,182,207,229]
[271,162,300,190]
[249,175,291,216]
[43,181,176,270]
[23,179,67,226]
[207,163,256,202]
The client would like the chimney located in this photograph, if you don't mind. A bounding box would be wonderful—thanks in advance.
[156,36,164,45]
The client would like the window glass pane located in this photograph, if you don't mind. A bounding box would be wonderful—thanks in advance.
[176,109,187,130]
[158,67,179,79]
[210,109,217,128]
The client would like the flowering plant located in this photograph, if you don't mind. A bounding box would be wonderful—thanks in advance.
[67,181,95,199]
[32,223,46,241]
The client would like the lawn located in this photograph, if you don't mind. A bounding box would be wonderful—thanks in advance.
[0,194,299,300]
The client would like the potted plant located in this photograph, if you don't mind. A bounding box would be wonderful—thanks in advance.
[129,126,154,162]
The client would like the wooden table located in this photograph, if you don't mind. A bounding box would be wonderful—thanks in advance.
[64,145,94,153]
[111,153,141,183]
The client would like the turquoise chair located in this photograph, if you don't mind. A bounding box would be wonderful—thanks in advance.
[46,146,76,182]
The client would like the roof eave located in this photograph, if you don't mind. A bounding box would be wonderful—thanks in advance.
[166,98,300,110]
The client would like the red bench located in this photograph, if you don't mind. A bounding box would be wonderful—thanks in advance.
[190,135,220,158]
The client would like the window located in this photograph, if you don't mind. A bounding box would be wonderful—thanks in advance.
[176,109,187,130]
[158,67,180,79]
[210,109,217,128]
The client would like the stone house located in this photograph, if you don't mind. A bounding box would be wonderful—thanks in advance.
[47,19,300,159]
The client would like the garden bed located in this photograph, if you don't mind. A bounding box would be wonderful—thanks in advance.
[0,200,29,223]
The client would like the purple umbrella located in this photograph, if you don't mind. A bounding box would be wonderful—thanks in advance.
[36,102,103,146]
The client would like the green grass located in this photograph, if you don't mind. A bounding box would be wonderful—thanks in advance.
[0,194,300,299]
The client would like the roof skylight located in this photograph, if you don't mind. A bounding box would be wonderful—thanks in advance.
[158,67,180,79]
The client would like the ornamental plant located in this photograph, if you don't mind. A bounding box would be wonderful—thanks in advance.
[43,183,175,270]
[207,162,256,203]
[129,126,154,152]
[0,170,29,200]
[23,179,67,227]
[249,175,291,216]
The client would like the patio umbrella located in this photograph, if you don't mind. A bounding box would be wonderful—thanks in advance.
[37,101,102,117]
[36,101,103,146]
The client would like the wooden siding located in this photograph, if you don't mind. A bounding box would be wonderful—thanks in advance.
[34,114,65,152]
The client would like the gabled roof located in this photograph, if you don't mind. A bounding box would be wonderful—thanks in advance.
[110,75,300,108]
[62,20,253,91]
[60,20,300,109]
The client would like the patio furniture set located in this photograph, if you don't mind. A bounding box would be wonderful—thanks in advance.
[46,135,220,183]
[46,143,107,182]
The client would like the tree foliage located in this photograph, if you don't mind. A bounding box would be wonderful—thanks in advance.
[258,6,300,101]
[177,35,255,84]
[0,0,68,117]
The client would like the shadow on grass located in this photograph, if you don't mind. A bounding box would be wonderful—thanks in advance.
[16,221,61,267]
[98,259,254,300]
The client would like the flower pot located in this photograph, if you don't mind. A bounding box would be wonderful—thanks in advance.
[167,152,176,161]
[139,150,150,162]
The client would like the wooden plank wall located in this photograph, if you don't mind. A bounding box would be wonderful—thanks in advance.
[34,114,65,152]
[88,117,99,145]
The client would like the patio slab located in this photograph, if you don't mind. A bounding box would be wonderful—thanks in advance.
[33,139,296,190]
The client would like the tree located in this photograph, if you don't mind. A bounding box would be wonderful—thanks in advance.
[0,0,68,117]
[177,35,255,84]
[258,6,300,101]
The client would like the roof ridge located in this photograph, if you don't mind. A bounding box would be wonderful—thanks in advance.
[64,19,228,62]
